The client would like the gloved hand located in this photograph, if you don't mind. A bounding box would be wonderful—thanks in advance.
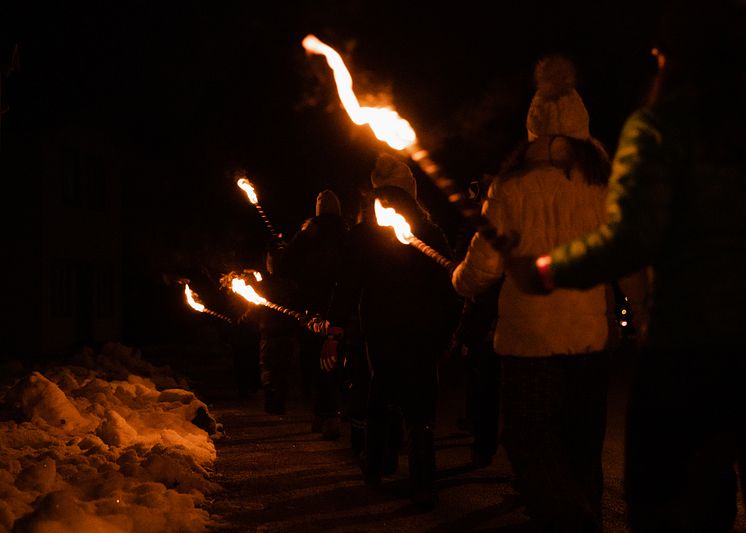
[320,326,344,372]
[305,315,330,335]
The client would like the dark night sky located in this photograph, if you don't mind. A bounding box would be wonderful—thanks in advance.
[1,0,664,331]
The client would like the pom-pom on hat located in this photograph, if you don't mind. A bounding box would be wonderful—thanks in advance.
[526,55,590,141]
[316,189,341,217]
[370,153,417,199]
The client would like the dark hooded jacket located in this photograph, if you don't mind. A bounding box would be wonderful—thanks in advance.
[330,187,461,350]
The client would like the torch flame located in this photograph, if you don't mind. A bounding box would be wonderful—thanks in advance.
[302,34,417,151]
[374,199,414,245]
[230,277,267,306]
[237,178,259,205]
[184,284,206,313]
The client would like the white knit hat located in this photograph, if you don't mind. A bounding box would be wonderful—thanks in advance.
[370,153,417,199]
[526,55,590,141]
[315,189,341,217]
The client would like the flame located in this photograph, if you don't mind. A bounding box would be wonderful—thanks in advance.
[237,178,259,205]
[302,34,417,151]
[230,277,267,306]
[184,284,205,313]
[374,199,414,245]
[253,271,263,282]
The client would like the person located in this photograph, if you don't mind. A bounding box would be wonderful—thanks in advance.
[452,54,625,531]
[283,189,349,439]
[451,277,503,468]
[449,179,504,468]
[324,153,461,509]
[507,3,746,531]
[255,243,300,415]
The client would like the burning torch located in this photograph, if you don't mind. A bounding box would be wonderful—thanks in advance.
[301,34,517,254]
[184,284,234,324]
[374,199,456,272]
[235,172,285,248]
[227,276,329,335]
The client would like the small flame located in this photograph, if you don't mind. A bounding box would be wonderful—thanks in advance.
[374,199,414,245]
[237,178,259,205]
[253,271,263,282]
[302,34,417,151]
[184,284,205,313]
[230,277,267,306]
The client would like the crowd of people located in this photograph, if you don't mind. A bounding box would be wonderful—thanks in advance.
[189,1,745,530]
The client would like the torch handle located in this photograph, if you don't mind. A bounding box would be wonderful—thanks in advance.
[254,204,284,245]
[264,301,305,322]
[204,308,234,324]
[410,237,456,273]
[407,146,519,254]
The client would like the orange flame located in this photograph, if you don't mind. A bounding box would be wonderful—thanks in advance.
[302,34,417,151]
[184,284,206,313]
[230,277,267,306]
[253,271,263,282]
[374,199,414,245]
[237,178,259,205]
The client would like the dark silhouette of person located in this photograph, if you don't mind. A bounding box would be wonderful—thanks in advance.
[283,189,349,439]
[324,153,461,509]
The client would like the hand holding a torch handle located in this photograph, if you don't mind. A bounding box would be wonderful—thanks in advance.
[228,275,331,335]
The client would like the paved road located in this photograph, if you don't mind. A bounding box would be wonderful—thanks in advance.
[183,346,745,532]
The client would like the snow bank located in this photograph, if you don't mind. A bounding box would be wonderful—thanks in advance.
[0,342,223,533]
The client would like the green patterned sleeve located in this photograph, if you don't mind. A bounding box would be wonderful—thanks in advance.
[549,109,674,289]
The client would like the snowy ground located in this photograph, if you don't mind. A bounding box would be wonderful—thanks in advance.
[0,342,223,533]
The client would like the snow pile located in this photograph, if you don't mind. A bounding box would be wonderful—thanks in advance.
[0,342,223,533]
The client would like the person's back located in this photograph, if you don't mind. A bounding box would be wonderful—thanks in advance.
[632,88,746,351]
[452,54,615,532]
[488,136,608,355]
[328,155,460,510]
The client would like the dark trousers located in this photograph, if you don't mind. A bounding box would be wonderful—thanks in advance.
[300,333,341,418]
[259,335,297,406]
[500,352,610,533]
[465,340,501,457]
[624,346,746,533]
[364,336,440,488]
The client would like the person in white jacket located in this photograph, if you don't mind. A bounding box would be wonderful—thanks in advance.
[452,55,613,532]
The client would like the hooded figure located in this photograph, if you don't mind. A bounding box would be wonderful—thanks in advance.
[325,154,461,509]
[283,189,349,439]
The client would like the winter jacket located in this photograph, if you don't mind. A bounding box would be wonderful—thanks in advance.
[546,87,746,350]
[329,193,461,350]
[452,136,609,356]
[283,214,349,316]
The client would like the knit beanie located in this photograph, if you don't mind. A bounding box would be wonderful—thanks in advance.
[315,189,341,217]
[370,153,417,199]
[525,55,590,141]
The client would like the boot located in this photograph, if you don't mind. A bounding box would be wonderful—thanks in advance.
[409,425,438,510]
[360,415,386,487]
[382,409,403,475]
